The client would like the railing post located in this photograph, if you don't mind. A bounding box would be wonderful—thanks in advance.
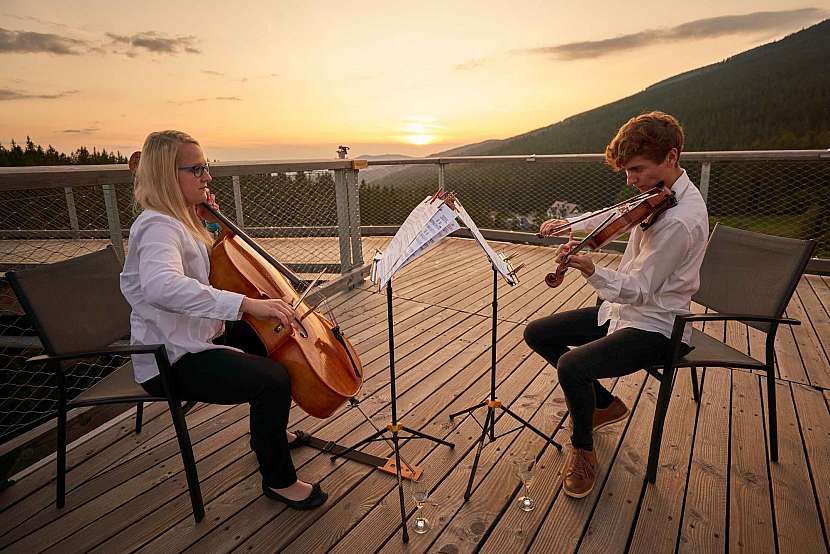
[438,162,446,194]
[699,161,711,204]
[64,186,80,239]
[101,184,125,261]
[347,168,364,267]
[232,176,245,227]
[334,168,352,273]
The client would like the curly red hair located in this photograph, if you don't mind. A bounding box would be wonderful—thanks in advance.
[605,112,684,171]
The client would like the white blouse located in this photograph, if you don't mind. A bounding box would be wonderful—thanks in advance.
[567,170,709,344]
[120,209,245,383]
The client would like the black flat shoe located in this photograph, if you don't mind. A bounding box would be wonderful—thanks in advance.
[288,430,312,450]
[262,482,328,510]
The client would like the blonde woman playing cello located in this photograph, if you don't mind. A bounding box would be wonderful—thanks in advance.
[121,130,326,509]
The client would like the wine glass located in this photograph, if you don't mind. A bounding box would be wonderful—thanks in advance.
[512,454,536,512]
[411,479,431,533]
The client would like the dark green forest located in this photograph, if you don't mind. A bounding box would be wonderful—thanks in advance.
[0,137,127,167]
[435,18,830,157]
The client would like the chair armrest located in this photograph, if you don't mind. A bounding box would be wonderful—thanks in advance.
[27,343,167,364]
[677,313,800,326]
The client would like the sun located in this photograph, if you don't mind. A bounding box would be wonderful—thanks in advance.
[405,134,434,145]
[399,118,440,146]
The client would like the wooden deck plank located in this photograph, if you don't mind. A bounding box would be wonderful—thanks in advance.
[628,372,700,554]
[791,384,830,552]
[677,369,730,554]
[762,380,826,554]
[799,278,830,358]
[729,371,775,553]
[783,289,828,387]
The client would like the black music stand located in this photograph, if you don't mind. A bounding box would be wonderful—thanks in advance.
[449,263,563,502]
[331,281,454,543]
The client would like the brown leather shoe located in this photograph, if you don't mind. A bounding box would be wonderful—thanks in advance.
[592,396,629,431]
[562,446,597,498]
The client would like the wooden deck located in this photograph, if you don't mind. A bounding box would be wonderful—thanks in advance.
[1,237,829,553]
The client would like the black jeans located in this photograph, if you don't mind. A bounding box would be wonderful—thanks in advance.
[141,322,297,488]
[524,306,675,450]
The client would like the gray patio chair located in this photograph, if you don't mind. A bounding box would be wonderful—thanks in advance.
[6,246,205,521]
[645,224,816,484]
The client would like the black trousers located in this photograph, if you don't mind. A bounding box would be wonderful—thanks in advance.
[523,306,673,450]
[141,322,297,488]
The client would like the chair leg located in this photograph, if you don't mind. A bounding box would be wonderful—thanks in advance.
[646,366,675,484]
[56,400,67,509]
[691,367,700,403]
[135,402,144,433]
[766,366,778,462]
[167,399,205,522]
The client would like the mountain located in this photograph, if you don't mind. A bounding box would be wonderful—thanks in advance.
[355,154,418,184]
[436,18,830,156]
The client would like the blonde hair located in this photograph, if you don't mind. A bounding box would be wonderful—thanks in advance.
[133,130,212,245]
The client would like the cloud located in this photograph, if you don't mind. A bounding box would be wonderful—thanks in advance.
[168,96,243,105]
[0,88,79,100]
[1,25,202,57]
[0,27,88,55]
[60,127,100,134]
[513,8,828,60]
[2,13,69,30]
[454,57,491,71]
[106,31,201,55]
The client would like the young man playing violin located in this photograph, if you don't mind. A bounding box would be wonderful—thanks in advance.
[525,112,709,498]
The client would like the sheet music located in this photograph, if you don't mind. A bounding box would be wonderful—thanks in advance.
[374,197,460,290]
[453,200,516,285]
[372,194,517,290]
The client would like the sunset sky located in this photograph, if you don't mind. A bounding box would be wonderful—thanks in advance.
[1,1,828,160]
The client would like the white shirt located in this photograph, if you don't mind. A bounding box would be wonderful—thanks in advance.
[120,209,245,383]
[567,170,709,344]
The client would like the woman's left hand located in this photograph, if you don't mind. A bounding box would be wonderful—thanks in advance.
[195,192,220,223]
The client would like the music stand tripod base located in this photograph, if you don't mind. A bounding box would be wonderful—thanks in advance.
[448,266,562,502]
[329,282,454,543]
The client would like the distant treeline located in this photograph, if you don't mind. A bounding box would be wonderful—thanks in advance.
[0,137,127,167]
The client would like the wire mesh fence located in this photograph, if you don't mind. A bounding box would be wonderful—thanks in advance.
[359,157,830,256]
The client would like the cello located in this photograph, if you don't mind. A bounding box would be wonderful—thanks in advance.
[542,183,677,288]
[203,203,364,418]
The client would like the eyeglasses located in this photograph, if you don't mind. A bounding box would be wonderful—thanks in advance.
[177,163,211,178]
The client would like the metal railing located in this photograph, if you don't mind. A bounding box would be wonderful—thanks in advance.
[358,150,830,265]
[0,149,828,448]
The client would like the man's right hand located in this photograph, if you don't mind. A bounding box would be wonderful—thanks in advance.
[539,218,572,237]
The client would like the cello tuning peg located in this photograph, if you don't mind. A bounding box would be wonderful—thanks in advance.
[512,263,526,273]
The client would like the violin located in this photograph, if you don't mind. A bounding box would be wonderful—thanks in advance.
[543,183,677,288]
[204,203,364,418]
